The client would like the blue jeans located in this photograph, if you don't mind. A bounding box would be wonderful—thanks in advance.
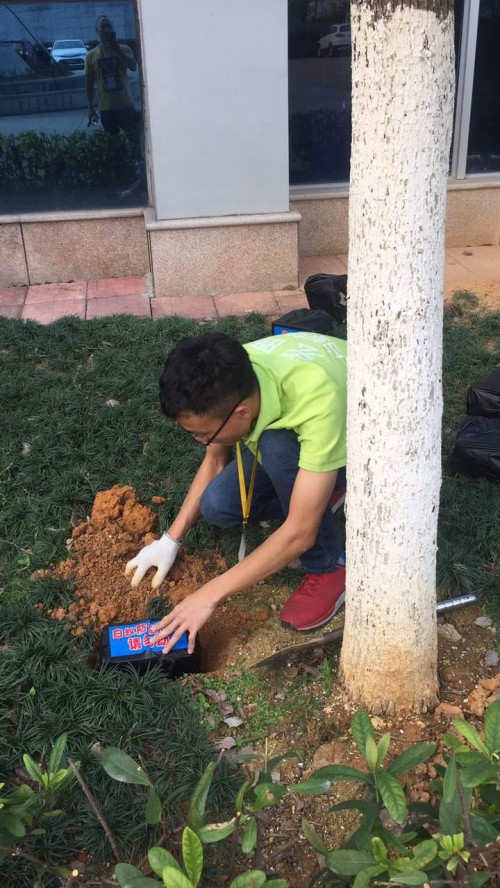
[199,429,345,573]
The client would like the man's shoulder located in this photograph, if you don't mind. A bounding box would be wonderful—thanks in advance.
[86,45,100,64]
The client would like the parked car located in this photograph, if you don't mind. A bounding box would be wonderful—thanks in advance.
[50,39,87,69]
[317,24,351,57]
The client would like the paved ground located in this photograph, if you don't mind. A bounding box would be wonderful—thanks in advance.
[1,246,499,323]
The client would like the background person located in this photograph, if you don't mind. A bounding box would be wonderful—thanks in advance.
[85,15,137,135]
[125,331,347,655]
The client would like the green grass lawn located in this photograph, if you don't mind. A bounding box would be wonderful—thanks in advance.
[0,298,498,884]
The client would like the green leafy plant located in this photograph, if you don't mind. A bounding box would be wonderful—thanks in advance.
[300,706,499,886]
[0,733,76,882]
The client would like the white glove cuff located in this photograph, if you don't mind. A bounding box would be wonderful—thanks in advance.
[163,532,180,549]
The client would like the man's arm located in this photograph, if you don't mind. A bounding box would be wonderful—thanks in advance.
[119,44,137,71]
[85,73,96,119]
[168,444,231,542]
[152,467,338,652]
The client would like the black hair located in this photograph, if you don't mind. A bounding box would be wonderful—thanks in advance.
[96,15,112,29]
[159,332,258,419]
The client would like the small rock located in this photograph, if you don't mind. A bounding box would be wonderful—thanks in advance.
[21,442,32,457]
[105,399,120,407]
[484,650,499,668]
[475,616,493,628]
[438,623,463,643]
[435,702,463,718]
[467,687,487,717]
[223,716,244,728]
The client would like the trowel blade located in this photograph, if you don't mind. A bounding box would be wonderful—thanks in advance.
[251,593,478,669]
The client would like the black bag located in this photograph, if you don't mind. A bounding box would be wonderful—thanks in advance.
[466,369,500,418]
[272,308,335,336]
[304,273,347,325]
[450,416,500,481]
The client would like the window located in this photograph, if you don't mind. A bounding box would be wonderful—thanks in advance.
[288,0,351,186]
[0,0,147,213]
[466,0,500,173]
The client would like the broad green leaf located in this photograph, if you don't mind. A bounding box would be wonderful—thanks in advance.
[101,748,150,786]
[197,819,235,843]
[469,873,495,888]
[376,733,391,769]
[439,783,469,835]
[483,700,500,755]
[292,776,331,795]
[182,827,203,886]
[351,710,375,758]
[162,867,193,888]
[410,839,438,868]
[443,754,457,804]
[377,772,406,824]
[353,867,385,888]
[240,815,258,854]
[148,847,180,877]
[2,815,26,837]
[452,719,490,757]
[115,863,148,888]
[145,787,162,826]
[371,836,389,866]
[22,754,44,785]
[469,813,499,845]
[387,742,437,776]
[460,758,498,787]
[187,761,216,832]
[129,880,162,888]
[31,828,46,836]
[329,799,377,816]
[310,764,372,785]
[47,769,72,791]
[48,733,67,775]
[250,782,287,811]
[235,780,250,813]
[301,817,328,855]
[365,735,378,772]
[326,849,376,876]
[388,871,428,885]
[265,881,287,887]
[229,872,267,888]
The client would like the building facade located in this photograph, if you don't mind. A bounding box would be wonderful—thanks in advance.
[1,0,499,294]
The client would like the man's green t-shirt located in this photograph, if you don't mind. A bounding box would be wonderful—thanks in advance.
[85,44,134,112]
[243,332,347,472]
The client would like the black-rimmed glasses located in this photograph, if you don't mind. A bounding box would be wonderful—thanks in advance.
[183,396,245,446]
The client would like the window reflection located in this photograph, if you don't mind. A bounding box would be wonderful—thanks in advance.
[288,0,351,185]
[467,0,500,173]
[0,1,146,213]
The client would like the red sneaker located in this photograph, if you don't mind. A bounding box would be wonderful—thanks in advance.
[330,487,346,514]
[280,568,346,631]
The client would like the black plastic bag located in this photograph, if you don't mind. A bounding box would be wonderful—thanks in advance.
[466,369,500,418]
[272,308,335,336]
[304,273,347,325]
[450,416,500,481]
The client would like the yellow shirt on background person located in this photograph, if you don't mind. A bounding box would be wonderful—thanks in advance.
[84,44,135,112]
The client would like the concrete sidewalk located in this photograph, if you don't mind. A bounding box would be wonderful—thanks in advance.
[1,246,499,323]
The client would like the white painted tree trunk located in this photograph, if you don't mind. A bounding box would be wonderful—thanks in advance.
[340,1,455,713]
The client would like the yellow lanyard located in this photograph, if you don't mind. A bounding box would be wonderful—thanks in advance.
[236,442,259,560]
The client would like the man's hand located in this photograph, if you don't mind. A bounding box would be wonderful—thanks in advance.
[150,586,218,655]
[87,107,98,126]
[125,533,179,589]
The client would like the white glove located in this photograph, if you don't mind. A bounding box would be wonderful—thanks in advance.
[125,533,180,589]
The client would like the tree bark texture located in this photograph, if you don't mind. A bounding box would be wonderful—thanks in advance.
[340,0,455,713]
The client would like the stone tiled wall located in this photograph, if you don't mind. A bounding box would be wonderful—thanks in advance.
[0,213,149,286]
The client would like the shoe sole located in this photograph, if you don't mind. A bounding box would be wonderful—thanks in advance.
[331,492,345,515]
[280,591,345,632]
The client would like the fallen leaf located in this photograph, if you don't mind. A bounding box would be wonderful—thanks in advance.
[224,717,244,728]
[214,737,236,751]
